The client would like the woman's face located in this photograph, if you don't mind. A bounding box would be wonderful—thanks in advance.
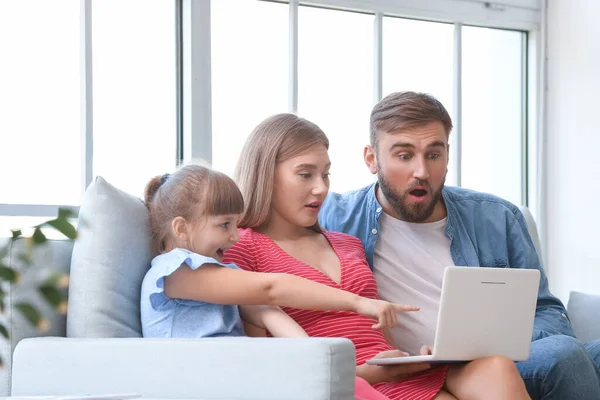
[270,145,331,231]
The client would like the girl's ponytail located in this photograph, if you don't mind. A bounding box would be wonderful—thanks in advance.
[144,175,163,206]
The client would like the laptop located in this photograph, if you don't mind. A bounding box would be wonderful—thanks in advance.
[367,266,540,365]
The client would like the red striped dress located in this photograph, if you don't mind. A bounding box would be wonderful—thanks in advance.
[223,228,448,400]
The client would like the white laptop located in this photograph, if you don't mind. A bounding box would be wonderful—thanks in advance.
[367,266,540,365]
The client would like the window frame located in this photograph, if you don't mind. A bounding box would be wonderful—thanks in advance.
[0,0,181,218]
[1,0,544,232]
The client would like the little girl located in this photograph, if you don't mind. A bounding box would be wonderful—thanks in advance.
[140,163,416,399]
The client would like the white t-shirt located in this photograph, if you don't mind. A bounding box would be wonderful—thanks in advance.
[373,212,454,356]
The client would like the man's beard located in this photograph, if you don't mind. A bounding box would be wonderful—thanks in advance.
[377,170,445,223]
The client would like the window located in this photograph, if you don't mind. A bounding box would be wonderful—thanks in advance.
[0,0,81,205]
[211,0,288,178]
[92,0,177,198]
[461,26,525,205]
[382,17,456,185]
[297,7,374,193]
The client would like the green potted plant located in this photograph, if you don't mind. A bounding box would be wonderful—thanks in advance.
[0,208,78,366]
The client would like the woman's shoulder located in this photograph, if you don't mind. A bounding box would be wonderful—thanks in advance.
[323,230,364,246]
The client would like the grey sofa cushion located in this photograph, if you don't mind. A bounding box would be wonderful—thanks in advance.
[67,177,152,337]
[567,291,600,342]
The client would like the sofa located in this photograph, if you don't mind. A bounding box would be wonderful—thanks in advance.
[3,177,600,397]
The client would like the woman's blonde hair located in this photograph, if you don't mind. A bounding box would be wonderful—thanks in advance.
[235,113,329,230]
[144,163,244,255]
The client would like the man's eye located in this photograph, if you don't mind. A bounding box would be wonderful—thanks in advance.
[399,154,412,160]
[429,153,440,160]
[299,173,311,178]
[323,173,331,179]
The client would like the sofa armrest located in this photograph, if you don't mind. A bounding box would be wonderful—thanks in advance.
[12,337,356,399]
[567,291,600,342]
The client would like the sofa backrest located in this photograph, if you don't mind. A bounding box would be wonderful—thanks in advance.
[67,176,153,338]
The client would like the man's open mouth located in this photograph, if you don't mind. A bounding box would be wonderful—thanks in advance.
[409,189,428,198]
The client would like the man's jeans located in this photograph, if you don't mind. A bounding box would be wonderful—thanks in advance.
[517,335,600,399]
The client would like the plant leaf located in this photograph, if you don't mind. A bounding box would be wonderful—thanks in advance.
[38,285,63,307]
[0,265,19,283]
[11,230,22,240]
[58,208,77,220]
[44,218,77,240]
[15,303,41,327]
[0,324,8,339]
[30,227,47,245]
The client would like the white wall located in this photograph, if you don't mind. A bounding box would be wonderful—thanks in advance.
[546,0,600,302]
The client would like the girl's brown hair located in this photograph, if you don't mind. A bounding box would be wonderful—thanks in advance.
[144,163,244,255]
[235,113,329,231]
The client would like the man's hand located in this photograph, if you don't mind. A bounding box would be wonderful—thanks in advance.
[356,350,432,385]
[420,345,433,355]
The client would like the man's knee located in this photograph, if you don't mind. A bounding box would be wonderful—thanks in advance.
[544,335,590,370]
[519,335,590,378]
[584,339,600,366]
[518,335,600,399]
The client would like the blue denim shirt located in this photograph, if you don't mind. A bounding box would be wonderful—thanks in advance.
[319,183,575,341]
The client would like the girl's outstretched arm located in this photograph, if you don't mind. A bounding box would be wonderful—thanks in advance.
[164,264,419,329]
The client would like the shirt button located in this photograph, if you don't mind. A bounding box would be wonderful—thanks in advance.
[371,229,378,234]
[561,313,567,319]
[376,207,382,213]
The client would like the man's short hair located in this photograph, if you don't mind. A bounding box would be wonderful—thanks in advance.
[370,91,453,148]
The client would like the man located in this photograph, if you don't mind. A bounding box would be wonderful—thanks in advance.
[320,91,600,399]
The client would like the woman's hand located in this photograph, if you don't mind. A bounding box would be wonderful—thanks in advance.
[356,350,431,385]
[355,298,419,329]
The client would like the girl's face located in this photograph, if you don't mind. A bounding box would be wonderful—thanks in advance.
[183,213,240,261]
[270,145,331,231]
